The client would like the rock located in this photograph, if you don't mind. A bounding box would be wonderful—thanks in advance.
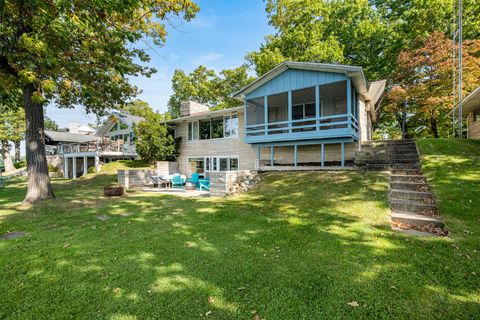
[96,215,110,221]
[0,232,25,240]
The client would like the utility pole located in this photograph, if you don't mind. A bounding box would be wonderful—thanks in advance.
[452,0,463,138]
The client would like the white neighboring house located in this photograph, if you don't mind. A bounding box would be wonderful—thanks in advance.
[45,112,144,178]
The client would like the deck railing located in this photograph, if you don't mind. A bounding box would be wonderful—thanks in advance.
[245,113,358,141]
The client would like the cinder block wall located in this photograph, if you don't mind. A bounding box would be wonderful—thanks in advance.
[156,161,178,176]
[208,170,256,197]
[117,169,159,188]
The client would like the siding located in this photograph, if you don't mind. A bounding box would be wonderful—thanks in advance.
[246,69,348,99]
[175,110,258,175]
[468,119,480,139]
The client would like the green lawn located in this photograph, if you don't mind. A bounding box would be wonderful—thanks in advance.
[1,143,479,319]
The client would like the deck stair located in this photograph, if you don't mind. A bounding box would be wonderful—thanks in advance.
[356,139,446,236]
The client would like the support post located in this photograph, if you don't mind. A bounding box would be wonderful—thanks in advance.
[341,142,345,167]
[270,145,274,167]
[321,144,324,167]
[64,156,68,178]
[95,155,100,172]
[264,95,268,135]
[288,91,292,133]
[315,85,320,131]
[347,78,352,130]
[72,157,77,179]
[83,155,88,175]
[294,145,298,167]
[257,147,261,170]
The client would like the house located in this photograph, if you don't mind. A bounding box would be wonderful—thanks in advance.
[450,86,480,138]
[168,62,385,176]
[45,112,144,178]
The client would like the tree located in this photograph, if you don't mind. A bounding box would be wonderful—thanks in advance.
[133,107,179,164]
[168,65,254,117]
[0,106,24,171]
[0,0,198,203]
[121,99,155,118]
[389,32,480,138]
[44,116,59,131]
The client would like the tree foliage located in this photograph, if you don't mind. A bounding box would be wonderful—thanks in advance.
[384,32,480,138]
[0,0,198,203]
[133,106,179,165]
[167,65,254,117]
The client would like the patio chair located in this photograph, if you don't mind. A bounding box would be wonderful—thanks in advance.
[198,178,210,191]
[187,173,200,187]
[171,173,185,187]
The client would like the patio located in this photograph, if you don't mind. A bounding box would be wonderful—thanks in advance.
[137,186,210,197]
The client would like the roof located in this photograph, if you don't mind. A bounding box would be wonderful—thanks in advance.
[167,106,243,124]
[449,86,480,116]
[367,80,387,122]
[234,61,372,100]
[116,112,145,127]
[45,131,99,144]
[77,125,97,133]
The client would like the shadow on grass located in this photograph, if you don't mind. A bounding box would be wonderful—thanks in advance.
[0,170,479,319]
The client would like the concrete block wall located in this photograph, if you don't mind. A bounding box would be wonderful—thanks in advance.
[208,170,256,197]
[181,101,210,117]
[118,169,159,189]
[156,161,179,176]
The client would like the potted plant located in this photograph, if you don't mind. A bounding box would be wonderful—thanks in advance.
[103,183,125,196]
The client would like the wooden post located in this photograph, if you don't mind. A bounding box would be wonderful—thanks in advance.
[341,142,345,167]
[315,85,320,131]
[321,144,324,167]
[288,91,292,133]
[72,157,77,179]
[264,95,268,135]
[294,145,298,167]
[83,155,88,175]
[64,156,68,178]
[270,145,274,167]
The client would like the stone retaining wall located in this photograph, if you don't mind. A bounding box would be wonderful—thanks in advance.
[118,169,159,189]
[156,161,178,176]
[208,170,256,197]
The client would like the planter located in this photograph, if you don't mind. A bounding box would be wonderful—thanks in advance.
[103,186,125,197]
[185,182,196,191]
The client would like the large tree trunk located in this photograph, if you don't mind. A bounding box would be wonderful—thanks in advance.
[0,140,15,172]
[430,115,439,138]
[23,84,55,204]
[14,140,21,163]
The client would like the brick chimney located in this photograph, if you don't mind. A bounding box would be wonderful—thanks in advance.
[180,101,209,117]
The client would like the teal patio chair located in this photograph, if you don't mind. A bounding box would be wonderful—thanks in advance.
[198,178,210,191]
[171,174,185,187]
[188,173,200,187]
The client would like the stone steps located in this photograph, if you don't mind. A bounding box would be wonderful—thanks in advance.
[390,198,438,213]
[391,212,444,227]
[390,175,426,183]
[389,189,434,201]
[390,181,428,191]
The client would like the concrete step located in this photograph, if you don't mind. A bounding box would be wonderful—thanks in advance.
[362,139,415,146]
[391,227,438,237]
[391,212,444,227]
[390,181,429,191]
[390,198,437,213]
[390,163,421,170]
[389,189,434,201]
[355,153,419,160]
[355,159,419,165]
[390,175,427,183]
[391,169,422,175]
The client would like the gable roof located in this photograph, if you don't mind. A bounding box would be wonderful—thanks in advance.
[234,61,372,100]
[45,131,99,144]
[449,86,480,116]
[96,112,145,136]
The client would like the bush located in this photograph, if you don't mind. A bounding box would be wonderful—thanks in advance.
[14,160,26,169]
[48,164,59,172]
[87,166,96,174]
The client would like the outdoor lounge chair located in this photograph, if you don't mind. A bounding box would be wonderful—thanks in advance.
[187,173,200,187]
[198,178,210,191]
[171,174,186,187]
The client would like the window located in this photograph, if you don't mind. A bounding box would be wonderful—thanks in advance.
[202,156,239,172]
[224,115,239,137]
[246,97,265,126]
[109,122,118,132]
[267,92,289,134]
[119,122,129,130]
[219,158,228,171]
[211,117,224,139]
[188,157,205,174]
[212,157,218,171]
[229,158,239,171]
[292,87,316,132]
[199,119,211,140]
[320,81,347,116]
[188,122,193,140]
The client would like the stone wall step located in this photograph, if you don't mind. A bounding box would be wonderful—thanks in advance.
[389,189,434,201]
[390,198,437,213]
[390,163,421,170]
[390,169,422,175]
[391,212,444,227]
[390,181,429,191]
[390,175,427,183]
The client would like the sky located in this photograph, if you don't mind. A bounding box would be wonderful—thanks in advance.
[45,0,274,128]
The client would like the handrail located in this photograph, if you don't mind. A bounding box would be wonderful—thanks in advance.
[245,113,352,129]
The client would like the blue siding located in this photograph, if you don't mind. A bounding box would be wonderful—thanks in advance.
[246,69,348,100]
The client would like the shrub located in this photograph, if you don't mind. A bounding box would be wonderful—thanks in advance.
[87,166,96,174]
[14,160,26,169]
[48,164,59,172]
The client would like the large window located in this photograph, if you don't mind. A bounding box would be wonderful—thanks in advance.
[189,156,239,173]
[224,115,239,137]
[320,81,347,116]
[199,119,211,140]
[292,87,316,132]
[188,115,237,141]
[211,117,224,139]
[246,97,265,126]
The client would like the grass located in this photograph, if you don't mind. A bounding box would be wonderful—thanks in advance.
[1,144,479,319]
